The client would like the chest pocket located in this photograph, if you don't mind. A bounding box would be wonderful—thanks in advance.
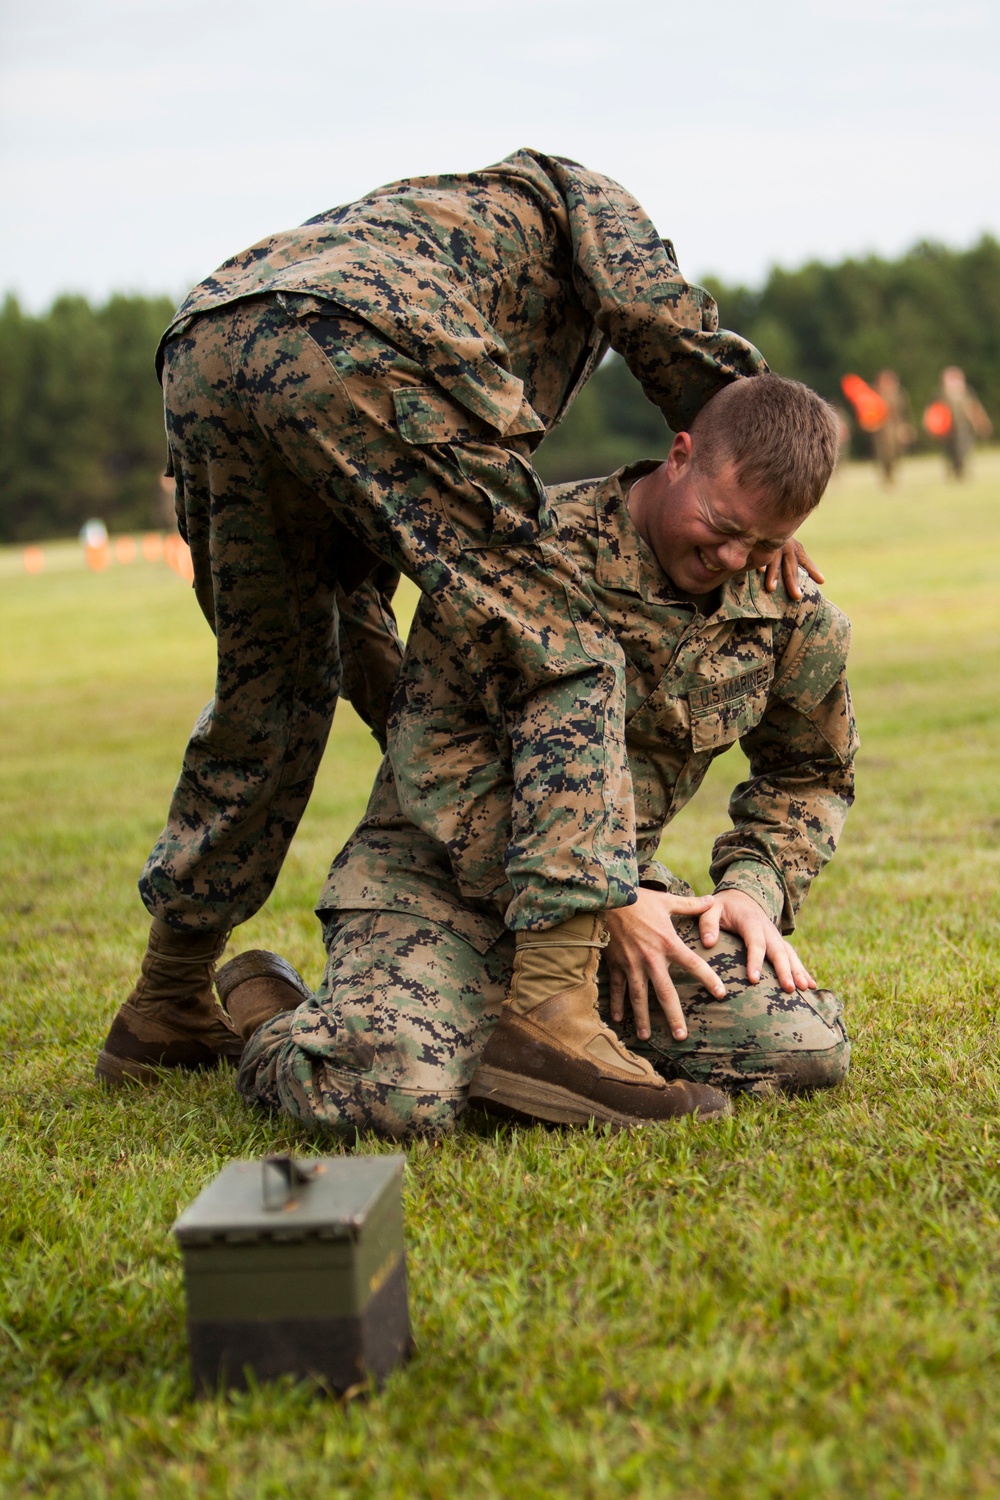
[625,676,690,752]
[687,666,772,751]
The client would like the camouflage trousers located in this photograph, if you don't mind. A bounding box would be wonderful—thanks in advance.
[141,297,633,933]
[237,909,849,1140]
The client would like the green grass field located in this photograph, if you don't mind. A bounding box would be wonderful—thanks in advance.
[2,451,999,1498]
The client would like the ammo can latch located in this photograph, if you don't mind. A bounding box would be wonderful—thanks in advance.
[261,1153,319,1211]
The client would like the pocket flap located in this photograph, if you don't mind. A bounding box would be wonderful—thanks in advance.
[688,667,771,751]
[393,385,487,446]
[772,601,851,717]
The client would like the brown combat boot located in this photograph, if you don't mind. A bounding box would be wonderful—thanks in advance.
[467,913,730,1126]
[216,950,311,1042]
[95,918,241,1086]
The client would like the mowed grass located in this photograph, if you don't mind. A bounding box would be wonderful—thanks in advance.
[1,451,999,1498]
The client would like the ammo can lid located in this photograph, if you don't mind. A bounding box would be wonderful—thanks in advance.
[172,1156,404,1246]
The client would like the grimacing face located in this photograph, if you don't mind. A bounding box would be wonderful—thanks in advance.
[628,433,803,597]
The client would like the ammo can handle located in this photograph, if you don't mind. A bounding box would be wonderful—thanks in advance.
[262,1154,318,1211]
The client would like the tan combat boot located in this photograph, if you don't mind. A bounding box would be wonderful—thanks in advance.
[95,918,241,1086]
[215,950,311,1042]
[467,913,730,1126]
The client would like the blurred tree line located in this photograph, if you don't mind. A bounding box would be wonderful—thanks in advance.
[536,233,1000,482]
[0,293,175,543]
[1,234,998,540]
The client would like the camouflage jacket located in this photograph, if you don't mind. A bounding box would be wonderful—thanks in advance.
[158,149,764,439]
[320,465,858,944]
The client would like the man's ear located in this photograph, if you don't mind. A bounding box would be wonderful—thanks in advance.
[665,431,693,480]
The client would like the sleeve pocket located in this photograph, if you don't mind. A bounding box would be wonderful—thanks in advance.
[392,385,489,446]
[772,601,851,715]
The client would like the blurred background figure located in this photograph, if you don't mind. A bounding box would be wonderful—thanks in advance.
[840,370,914,487]
[871,370,914,486]
[923,366,993,479]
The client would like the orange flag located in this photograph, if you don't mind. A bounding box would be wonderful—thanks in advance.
[841,374,888,433]
[922,400,953,438]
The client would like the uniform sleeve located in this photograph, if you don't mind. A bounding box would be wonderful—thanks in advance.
[709,596,858,933]
[531,152,768,430]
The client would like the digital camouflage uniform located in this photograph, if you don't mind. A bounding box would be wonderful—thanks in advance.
[239,465,858,1138]
[143,149,765,936]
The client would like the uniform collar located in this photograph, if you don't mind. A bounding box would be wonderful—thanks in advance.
[595,464,785,621]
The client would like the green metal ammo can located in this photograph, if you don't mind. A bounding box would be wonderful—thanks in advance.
[172,1154,411,1392]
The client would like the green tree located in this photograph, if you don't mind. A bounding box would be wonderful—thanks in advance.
[0,293,173,543]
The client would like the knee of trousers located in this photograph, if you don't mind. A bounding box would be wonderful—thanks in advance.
[666,927,852,1094]
[235,1010,471,1138]
[291,1066,470,1142]
[600,926,852,1095]
[695,982,851,1096]
[256,1049,471,1141]
[260,909,510,1138]
[770,1029,851,1093]
[634,1030,850,1096]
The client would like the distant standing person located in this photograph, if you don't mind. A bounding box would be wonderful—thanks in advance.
[871,369,914,486]
[924,366,993,479]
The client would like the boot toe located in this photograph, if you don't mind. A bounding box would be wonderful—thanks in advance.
[469,1012,731,1126]
[94,1001,243,1087]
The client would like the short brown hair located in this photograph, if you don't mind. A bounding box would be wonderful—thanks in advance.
[690,374,840,519]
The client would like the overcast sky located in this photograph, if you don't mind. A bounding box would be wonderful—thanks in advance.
[1,0,997,312]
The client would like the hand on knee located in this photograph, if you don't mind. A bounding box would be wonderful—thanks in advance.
[699,890,815,994]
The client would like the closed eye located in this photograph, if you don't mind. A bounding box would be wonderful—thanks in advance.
[708,525,785,551]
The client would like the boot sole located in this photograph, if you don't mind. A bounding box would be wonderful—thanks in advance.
[94,1048,231,1087]
[468,1064,731,1127]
